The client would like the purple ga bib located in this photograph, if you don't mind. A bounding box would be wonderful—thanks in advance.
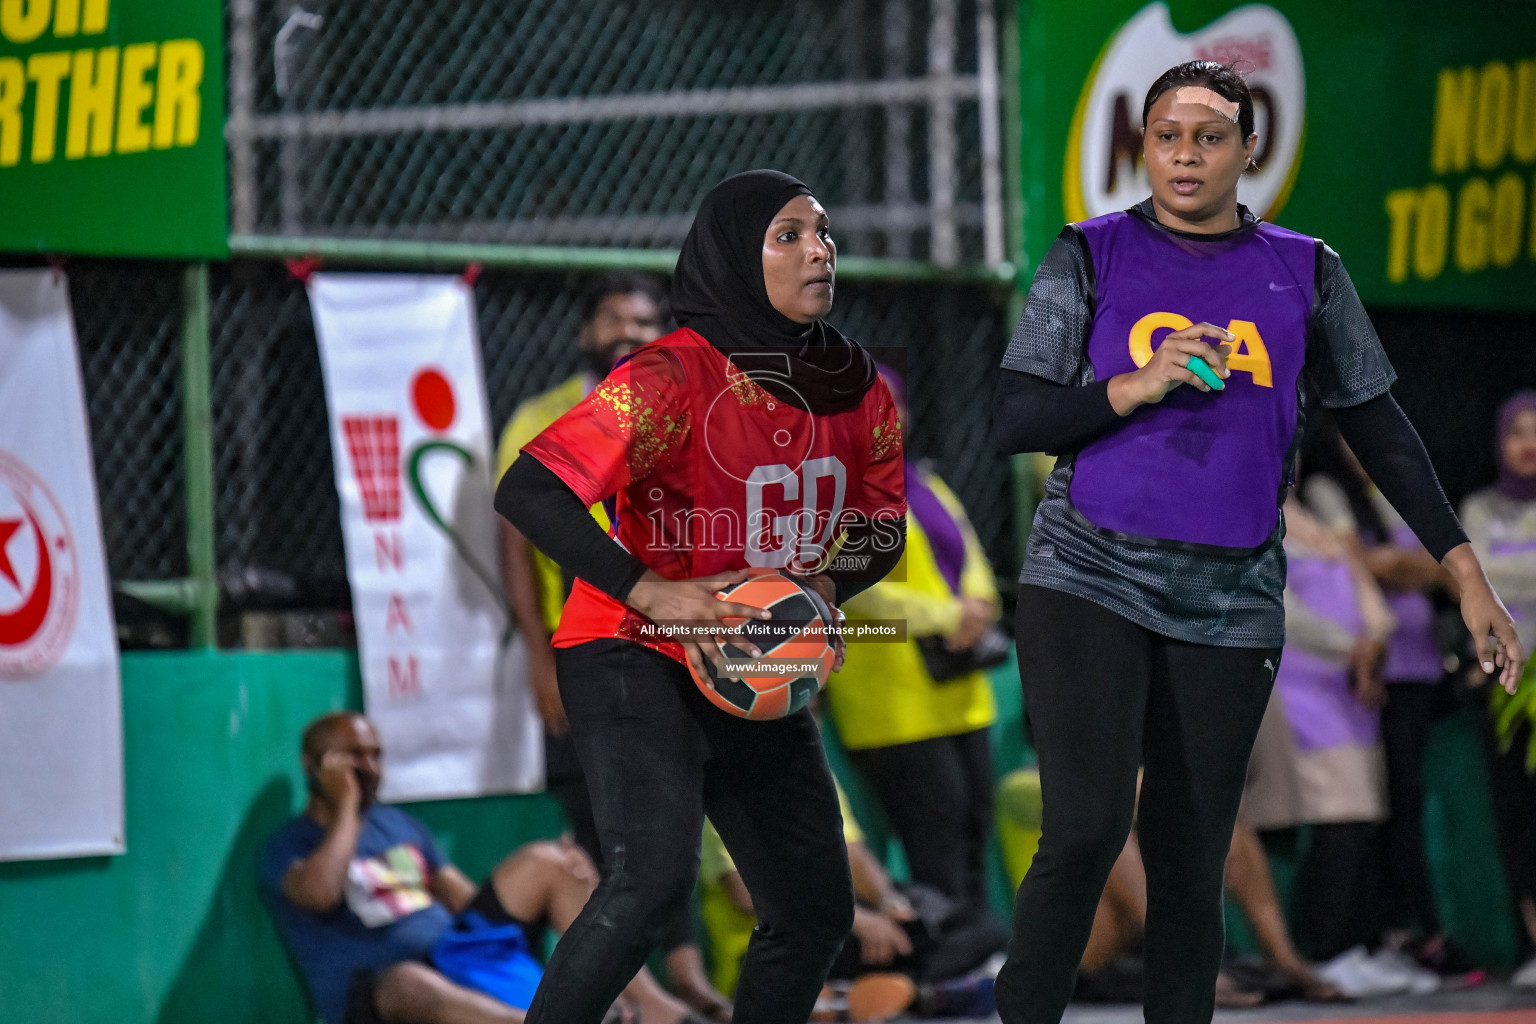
[1069,212,1315,552]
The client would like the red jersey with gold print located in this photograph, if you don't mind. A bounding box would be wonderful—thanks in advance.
[521,327,906,663]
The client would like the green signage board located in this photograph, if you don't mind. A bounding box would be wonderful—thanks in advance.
[1016,0,1536,310]
[0,0,226,258]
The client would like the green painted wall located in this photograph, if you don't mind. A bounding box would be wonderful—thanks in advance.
[0,649,1022,1024]
[0,651,565,1024]
[0,648,1519,1024]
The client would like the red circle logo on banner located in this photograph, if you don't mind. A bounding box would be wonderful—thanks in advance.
[0,450,80,681]
[411,368,457,432]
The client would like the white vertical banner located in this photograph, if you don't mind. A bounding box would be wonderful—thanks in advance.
[0,269,124,861]
[310,273,541,800]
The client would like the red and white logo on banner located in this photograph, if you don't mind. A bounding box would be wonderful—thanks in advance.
[0,268,124,860]
[0,450,81,680]
[311,272,542,799]
[342,415,403,523]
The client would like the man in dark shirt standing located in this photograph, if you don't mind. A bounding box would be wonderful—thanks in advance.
[260,711,697,1024]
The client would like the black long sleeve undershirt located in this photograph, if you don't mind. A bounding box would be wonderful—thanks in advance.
[495,454,650,602]
[829,517,906,606]
[991,369,1123,455]
[495,452,906,607]
[1331,392,1467,562]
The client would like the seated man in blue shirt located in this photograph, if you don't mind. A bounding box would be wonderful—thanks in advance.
[260,711,696,1024]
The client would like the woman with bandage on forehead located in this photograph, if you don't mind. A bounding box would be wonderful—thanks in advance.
[990,60,1524,1024]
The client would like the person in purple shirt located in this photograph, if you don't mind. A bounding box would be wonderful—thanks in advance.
[1463,391,1536,989]
[991,60,1523,1024]
[1302,420,1458,969]
[259,711,697,1024]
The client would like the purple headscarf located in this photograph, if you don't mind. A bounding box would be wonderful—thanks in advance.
[875,364,968,594]
[1496,390,1536,502]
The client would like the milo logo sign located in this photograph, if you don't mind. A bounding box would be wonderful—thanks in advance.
[1065,3,1306,223]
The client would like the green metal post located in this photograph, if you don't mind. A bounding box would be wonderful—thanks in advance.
[181,263,218,647]
[1001,0,1027,273]
[1001,0,1037,567]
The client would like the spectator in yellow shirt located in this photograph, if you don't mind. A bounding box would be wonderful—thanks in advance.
[825,366,1003,919]
[496,272,729,1023]
[496,272,667,759]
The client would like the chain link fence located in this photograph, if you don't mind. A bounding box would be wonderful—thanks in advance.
[70,0,1019,644]
[198,268,1014,614]
[228,0,1006,266]
[71,262,187,584]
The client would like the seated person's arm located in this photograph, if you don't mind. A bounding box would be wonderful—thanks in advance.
[846,842,915,966]
[281,753,365,913]
[431,863,480,915]
[846,840,909,919]
[952,479,1003,650]
[958,511,1001,612]
[851,905,912,966]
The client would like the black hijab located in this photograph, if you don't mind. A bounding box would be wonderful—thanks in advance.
[671,170,878,415]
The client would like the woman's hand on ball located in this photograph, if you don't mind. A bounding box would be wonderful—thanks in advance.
[801,573,837,609]
[801,572,847,672]
[820,605,848,673]
[626,569,769,680]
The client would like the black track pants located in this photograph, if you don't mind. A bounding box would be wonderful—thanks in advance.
[849,727,995,913]
[996,587,1278,1024]
[525,639,854,1024]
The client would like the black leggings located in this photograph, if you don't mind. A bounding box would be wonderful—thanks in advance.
[526,639,854,1024]
[545,731,695,953]
[849,727,995,913]
[996,587,1277,1024]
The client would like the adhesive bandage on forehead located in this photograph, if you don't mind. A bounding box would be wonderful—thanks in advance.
[1170,86,1240,123]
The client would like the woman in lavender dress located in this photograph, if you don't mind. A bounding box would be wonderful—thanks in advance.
[1304,422,1455,967]
[1462,392,1536,989]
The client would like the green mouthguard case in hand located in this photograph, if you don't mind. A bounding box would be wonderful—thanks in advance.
[1187,354,1224,391]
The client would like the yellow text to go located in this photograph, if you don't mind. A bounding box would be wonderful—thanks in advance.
[1385,173,1536,282]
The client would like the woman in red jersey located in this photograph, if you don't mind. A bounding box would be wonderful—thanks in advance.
[496,170,907,1024]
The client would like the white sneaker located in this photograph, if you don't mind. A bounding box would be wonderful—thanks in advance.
[1368,948,1440,995]
[1513,953,1536,989]
[1316,946,1413,999]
